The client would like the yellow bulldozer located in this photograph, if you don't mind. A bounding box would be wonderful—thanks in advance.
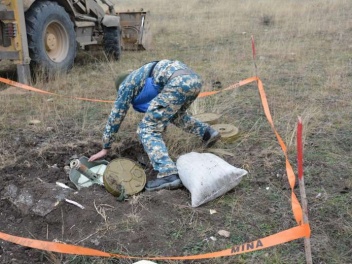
[0,0,151,84]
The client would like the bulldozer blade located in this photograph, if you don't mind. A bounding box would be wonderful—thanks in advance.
[119,11,152,50]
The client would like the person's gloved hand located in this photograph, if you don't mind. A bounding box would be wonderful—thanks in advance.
[88,149,109,162]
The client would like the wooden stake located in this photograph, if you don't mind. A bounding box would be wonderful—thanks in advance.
[297,117,313,264]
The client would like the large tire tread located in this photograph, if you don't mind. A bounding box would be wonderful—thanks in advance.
[103,27,121,60]
[25,1,77,74]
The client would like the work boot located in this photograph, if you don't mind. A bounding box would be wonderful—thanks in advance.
[203,126,221,147]
[145,174,182,192]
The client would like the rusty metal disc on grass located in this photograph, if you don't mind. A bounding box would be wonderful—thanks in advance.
[103,158,146,198]
[193,113,220,125]
[212,124,240,142]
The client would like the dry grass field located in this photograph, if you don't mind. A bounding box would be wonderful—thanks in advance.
[0,0,351,263]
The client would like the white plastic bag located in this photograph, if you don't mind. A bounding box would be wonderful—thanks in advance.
[176,152,247,207]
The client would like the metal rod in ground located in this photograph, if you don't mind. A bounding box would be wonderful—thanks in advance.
[297,116,313,264]
[251,35,258,78]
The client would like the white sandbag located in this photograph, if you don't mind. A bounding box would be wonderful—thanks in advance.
[176,152,247,207]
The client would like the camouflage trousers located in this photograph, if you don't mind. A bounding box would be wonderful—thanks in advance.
[137,74,209,178]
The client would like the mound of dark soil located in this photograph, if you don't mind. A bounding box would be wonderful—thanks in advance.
[0,131,237,264]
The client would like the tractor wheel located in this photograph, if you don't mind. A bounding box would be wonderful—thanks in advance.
[103,26,121,60]
[25,1,77,74]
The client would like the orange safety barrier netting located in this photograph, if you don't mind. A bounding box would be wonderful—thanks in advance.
[0,75,309,260]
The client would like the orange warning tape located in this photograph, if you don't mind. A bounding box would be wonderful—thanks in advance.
[0,76,256,102]
[0,75,308,259]
[0,77,115,103]
[256,77,303,225]
[198,76,258,98]
[200,76,304,224]
[0,224,310,260]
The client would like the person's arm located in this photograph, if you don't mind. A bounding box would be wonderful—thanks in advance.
[88,148,109,162]
[102,97,130,149]
[103,62,157,148]
[88,81,134,162]
[89,63,152,162]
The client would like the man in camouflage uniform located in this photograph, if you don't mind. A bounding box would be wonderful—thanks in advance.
[89,60,220,191]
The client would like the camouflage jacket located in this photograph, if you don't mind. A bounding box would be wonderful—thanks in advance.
[102,59,189,149]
